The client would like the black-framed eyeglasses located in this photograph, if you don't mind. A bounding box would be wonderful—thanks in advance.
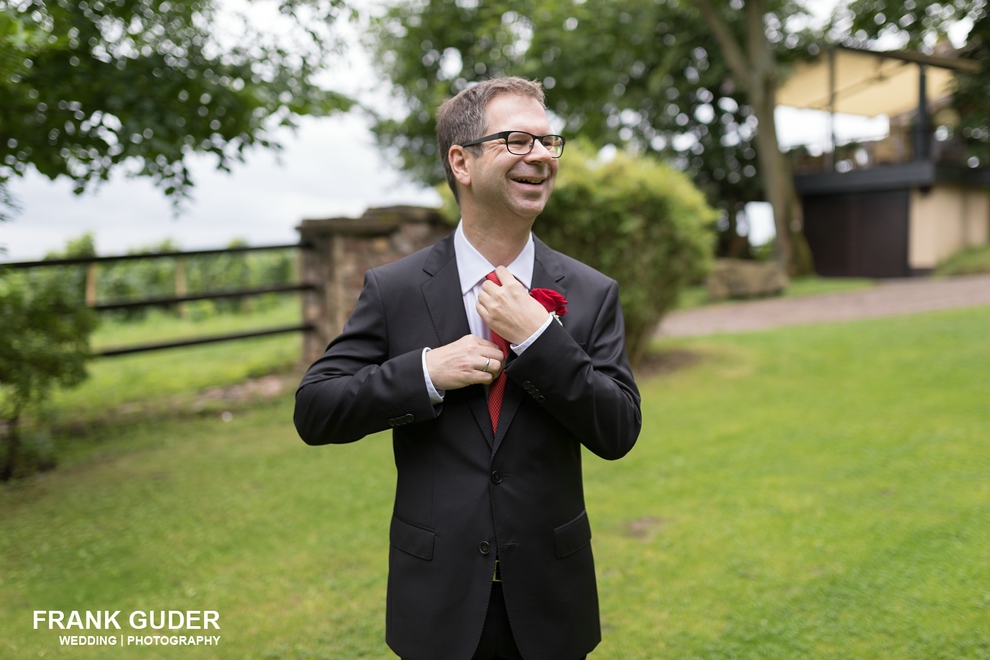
[460,131,566,158]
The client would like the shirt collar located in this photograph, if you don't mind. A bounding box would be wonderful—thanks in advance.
[454,220,534,295]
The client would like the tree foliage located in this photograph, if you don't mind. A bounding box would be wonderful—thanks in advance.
[827,0,989,164]
[842,0,985,50]
[368,0,812,267]
[369,0,763,217]
[368,0,985,272]
[952,12,990,166]
[0,0,353,218]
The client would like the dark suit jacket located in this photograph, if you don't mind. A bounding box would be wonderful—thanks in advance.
[294,233,641,660]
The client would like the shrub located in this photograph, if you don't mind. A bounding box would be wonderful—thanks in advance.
[438,144,716,367]
[538,144,716,367]
[0,269,96,480]
[936,244,990,277]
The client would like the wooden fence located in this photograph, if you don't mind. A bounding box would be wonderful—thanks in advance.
[1,205,454,363]
[1,243,314,357]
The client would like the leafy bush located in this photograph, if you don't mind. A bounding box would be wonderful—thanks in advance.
[0,269,96,479]
[440,143,716,367]
[536,145,715,366]
[936,244,990,277]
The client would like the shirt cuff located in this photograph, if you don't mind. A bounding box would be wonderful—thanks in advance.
[510,314,554,355]
[422,348,445,405]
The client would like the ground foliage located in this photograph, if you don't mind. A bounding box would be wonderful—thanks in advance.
[1,306,988,657]
[935,243,990,276]
[0,0,353,219]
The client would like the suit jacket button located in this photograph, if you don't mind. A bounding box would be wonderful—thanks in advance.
[403,413,414,423]
[479,541,491,555]
[388,418,398,427]
[522,380,532,389]
[491,471,502,484]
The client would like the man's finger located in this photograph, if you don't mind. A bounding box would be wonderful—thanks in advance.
[495,265,518,288]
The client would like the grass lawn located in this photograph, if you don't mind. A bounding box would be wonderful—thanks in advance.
[47,297,302,425]
[2,305,989,658]
[675,275,876,311]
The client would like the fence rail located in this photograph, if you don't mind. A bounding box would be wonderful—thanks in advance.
[2,243,314,358]
[0,243,306,269]
[93,324,314,357]
[91,283,314,312]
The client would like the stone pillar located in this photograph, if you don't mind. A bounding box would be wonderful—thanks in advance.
[297,206,453,364]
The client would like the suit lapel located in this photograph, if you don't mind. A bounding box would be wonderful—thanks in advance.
[492,237,568,456]
[420,235,495,447]
[421,235,470,345]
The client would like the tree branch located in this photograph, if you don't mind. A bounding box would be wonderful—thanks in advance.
[690,0,751,84]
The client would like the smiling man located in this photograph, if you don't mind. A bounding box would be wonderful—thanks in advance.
[294,77,641,660]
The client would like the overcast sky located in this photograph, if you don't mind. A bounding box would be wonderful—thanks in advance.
[0,1,944,261]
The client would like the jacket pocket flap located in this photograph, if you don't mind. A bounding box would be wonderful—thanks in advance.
[554,509,592,559]
[390,516,435,561]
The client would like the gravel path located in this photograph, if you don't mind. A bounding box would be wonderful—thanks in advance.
[657,273,990,338]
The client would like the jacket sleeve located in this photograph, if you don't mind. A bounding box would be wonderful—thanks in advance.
[503,279,641,460]
[293,269,439,445]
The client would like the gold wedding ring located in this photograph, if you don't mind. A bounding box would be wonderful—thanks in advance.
[482,357,491,373]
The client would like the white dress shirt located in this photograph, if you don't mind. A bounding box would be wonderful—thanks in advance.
[421,221,554,404]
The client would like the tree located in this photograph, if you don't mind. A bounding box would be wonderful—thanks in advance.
[0,0,353,219]
[953,12,990,166]
[370,0,764,259]
[369,0,983,274]
[688,0,816,274]
[840,0,989,166]
[0,268,96,480]
[522,1,768,259]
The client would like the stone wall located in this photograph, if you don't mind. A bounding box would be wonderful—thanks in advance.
[297,206,453,363]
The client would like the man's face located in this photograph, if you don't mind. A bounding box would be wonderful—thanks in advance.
[464,94,558,223]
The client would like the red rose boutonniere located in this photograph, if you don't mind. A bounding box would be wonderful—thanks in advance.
[530,288,568,325]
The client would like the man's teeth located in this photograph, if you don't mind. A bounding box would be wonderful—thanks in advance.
[514,178,542,184]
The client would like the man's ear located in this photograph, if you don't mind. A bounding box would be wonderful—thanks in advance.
[448,145,472,188]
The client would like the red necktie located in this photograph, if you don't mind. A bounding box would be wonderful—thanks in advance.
[485,271,510,434]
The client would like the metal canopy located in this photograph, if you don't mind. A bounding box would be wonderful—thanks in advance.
[776,46,979,118]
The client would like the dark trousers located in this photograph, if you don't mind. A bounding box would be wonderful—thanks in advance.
[403,582,588,660]
[472,581,523,660]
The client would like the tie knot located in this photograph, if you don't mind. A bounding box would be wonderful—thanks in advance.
[486,271,502,286]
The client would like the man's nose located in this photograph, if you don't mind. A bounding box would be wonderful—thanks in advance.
[524,140,554,164]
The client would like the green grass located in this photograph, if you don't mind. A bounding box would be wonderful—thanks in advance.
[675,275,876,310]
[47,297,303,424]
[2,306,990,658]
[936,244,990,277]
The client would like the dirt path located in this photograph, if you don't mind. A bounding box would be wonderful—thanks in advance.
[657,273,990,338]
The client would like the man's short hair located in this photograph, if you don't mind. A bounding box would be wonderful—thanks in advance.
[436,77,546,203]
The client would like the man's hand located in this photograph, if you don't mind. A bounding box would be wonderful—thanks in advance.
[426,335,505,391]
[477,265,550,345]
